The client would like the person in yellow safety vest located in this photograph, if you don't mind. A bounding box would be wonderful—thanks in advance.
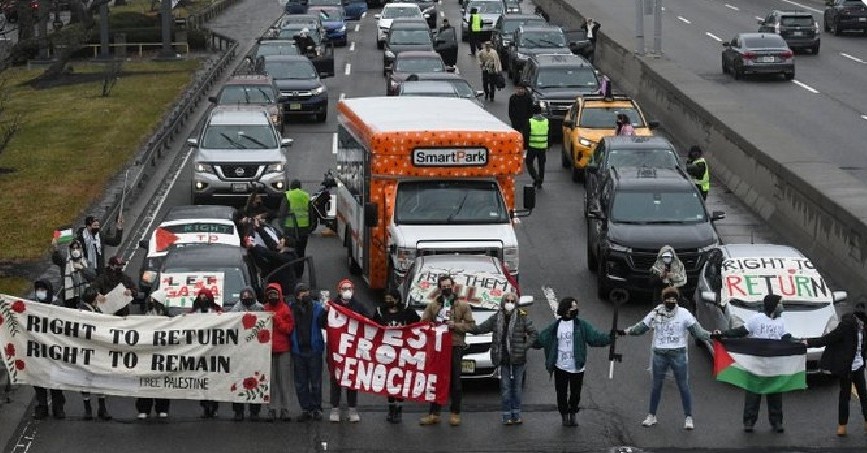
[469,7,482,56]
[526,104,549,189]
[279,179,313,278]
[686,145,709,200]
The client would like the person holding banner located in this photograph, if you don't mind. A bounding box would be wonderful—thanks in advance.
[420,275,475,427]
[77,287,113,421]
[32,279,66,420]
[136,289,172,421]
[290,283,327,422]
[230,287,266,421]
[328,279,371,423]
[92,256,136,316]
[472,292,537,425]
[76,215,123,275]
[51,239,96,309]
[263,283,296,422]
[190,288,223,418]
[374,289,422,424]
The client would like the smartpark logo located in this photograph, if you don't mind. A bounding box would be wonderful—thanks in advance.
[412,148,488,167]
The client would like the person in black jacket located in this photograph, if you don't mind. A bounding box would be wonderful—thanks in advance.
[804,305,867,437]
[32,280,66,420]
[51,239,97,309]
[581,18,600,45]
[91,256,136,316]
[373,289,421,424]
[76,215,123,275]
[508,83,533,149]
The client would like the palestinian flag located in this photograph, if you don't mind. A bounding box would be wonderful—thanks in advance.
[713,338,807,394]
[53,228,74,245]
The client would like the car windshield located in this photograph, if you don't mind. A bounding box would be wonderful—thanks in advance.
[395,180,509,225]
[279,27,322,42]
[395,57,444,72]
[780,16,813,26]
[257,44,299,57]
[742,36,785,48]
[390,29,432,45]
[536,67,598,89]
[308,0,341,6]
[580,107,644,128]
[606,148,679,170]
[159,267,246,309]
[611,190,707,223]
[843,0,865,6]
[201,125,278,149]
[383,6,423,18]
[519,30,566,47]
[503,18,545,34]
[316,8,345,21]
[217,85,276,104]
[263,60,317,79]
[467,1,504,14]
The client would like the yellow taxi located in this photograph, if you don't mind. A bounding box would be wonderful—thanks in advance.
[560,94,657,182]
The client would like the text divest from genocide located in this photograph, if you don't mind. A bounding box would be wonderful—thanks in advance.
[326,303,453,405]
[0,296,272,403]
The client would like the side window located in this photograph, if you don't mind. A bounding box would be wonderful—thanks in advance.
[337,125,365,204]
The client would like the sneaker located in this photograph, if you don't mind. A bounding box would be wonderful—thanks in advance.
[329,407,340,423]
[502,417,513,425]
[137,412,147,420]
[348,408,361,423]
[641,414,657,427]
[743,424,754,433]
[837,425,847,437]
[684,416,694,430]
[419,414,441,425]
[449,413,461,426]
[158,412,168,419]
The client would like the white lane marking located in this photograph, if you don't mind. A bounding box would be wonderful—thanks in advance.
[705,32,722,42]
[677,16,691,24]
[756,16,764,21]
[340,92,346,100]
[542,286,558,318]
[361,11,367,19]
[350,41,356,51]
[345,63,351,75]
[793,80,819,93]
[661,6,665,11]
[860,115,867,120]
[725,3,740,11]
[354,23,360,32]
[332,132,338,154]
[841,52,866,64]
[779,0,821,13]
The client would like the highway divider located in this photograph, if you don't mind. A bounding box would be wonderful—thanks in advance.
[534,0,867,302]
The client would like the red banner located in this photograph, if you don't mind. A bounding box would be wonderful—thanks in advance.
[325,303,453,405]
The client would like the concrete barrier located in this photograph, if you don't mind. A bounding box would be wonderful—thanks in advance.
[534,0,867,301]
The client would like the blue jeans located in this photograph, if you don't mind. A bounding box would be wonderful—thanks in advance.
[649,349,691,417]
[292,352,323,413]
[500,363,525,421]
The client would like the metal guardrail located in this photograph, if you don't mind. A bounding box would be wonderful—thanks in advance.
[83,42,192,58]
[187,0,244,30]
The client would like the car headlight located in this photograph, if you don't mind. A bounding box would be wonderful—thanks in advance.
[503,246,519,274]
[606,240,630,253]
[823,314,839,335]
[311,85,326,95]
[538,100,548,109]
[265,163,284,174]
[385,50,395,58]
[394,247,416,271]
[578,137,593,147]
[196,163,214,174]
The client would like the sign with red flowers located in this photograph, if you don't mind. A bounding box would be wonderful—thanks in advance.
[326,302,453,405]
[0,295,271,403]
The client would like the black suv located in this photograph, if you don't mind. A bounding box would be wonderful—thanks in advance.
[256,54,330,122]
[758,10,820,54]
[520,53,599,130]
[824,0,867,35]
[586,167,725,299]
[507,24,572,82]
[491,14,547,67]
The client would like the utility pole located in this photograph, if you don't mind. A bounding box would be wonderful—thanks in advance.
[652,0,663,55]
[634,0,644,56]
[155,0,180,60]
[98,2,110,59]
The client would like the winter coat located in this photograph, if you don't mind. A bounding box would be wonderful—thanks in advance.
[91,269,137,296]
[508,92,533,130]
[52,244,96,304]
[807,313,867,377]
[290,298,327,355]
[374,307,421,327]
[189,288,223,314]
[264,283,295,354]
[472,308,537,365]
[650,245,687,288]
[422,295,475,348]
[329,296,372,320]
[76,226,122,274]
[533,317,610,374]
[34,280,56,305]
[144,300,171,317]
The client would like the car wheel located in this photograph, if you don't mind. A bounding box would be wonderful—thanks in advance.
[561,143,570,167]
[784,71,795,80]
[377,39,384,50]
[316,111,327,122]
[811,43,820,54]
[571,165,584,183]
[834,20,843,36]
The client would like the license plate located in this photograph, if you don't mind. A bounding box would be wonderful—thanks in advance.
[860,17,867,22]
[231,183,248,193]
[759,56,775,63]
[461,360,475,374]
[793,31,803,36]
[289,103,302,111]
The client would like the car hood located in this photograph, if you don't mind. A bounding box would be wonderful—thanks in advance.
[323,21,346,29]
[607,222,717,250]
[535,87,597,99]
[274,78,321,91]
[728,303,836,340]
[196,148,285,164]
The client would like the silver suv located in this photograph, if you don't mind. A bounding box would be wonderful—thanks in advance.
[189,106,293,207]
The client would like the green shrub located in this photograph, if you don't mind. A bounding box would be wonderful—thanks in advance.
[109,11,160,29]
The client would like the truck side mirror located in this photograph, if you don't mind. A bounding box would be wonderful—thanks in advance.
[364,202,378,227]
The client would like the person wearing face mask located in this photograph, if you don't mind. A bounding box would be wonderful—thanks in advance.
[77,287,113,421]
[290,283,327,421]
[262,283,296,422]
[650,245,686,305]
[420,275,475,426]
[52,239,97,309]
[76,215,123,275]
[32,279,66,420]
[712,294,791,433]
[92,256,137,315]
[472,292,537,425]
[374,289,421,423]
[189,288,222,418]
[229,287,265,421]
[532,297,609,427]
[617,287,711,430]
[327,279,370,423]
[135,289,172,421]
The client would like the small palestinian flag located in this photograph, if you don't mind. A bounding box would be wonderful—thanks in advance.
[53,228,74,245]
[713,338,807,394]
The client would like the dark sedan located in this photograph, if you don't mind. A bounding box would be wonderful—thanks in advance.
[491,14,546,65]
[824,0,867,35]
[383,22,435,76]
[721,33,794,80]
[386,50,448,95]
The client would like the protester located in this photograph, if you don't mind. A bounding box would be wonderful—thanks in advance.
[617,287,711,430]
[804,303,867,437]
[51,238,96,309]
[32,279,66,420]
[508,83,533,148]
[279,179,314,278]
[686,145,710,200]
[526,104,550,189]
[420,275,475,426]
[294,28,316,56]
[77,287,112,421]
[532,297,608,426]
[439,18,452,32]
[581,18,600,45]
[328,279,370,423]
[472,292,537,425]
[374,289,421,424]
[136,289,172,420]
[90,256,136,316]
[263,283,295,421]
[616,113,635,136]
[244,210,286,277]
[190,288,222,418]
[229,287,266,421]
[290,282,327,421]
[478,41,502,101]
[76,215,123,274]
[468,7,482,56]
[650,245,686,305]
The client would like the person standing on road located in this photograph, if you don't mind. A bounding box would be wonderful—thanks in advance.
[328,279,370,423]
[77,287,112,421]
[77,215,123,275]
[803,303,867,437]
[51,239,96,309]
[478,41,502,101]
[294,28,317,57]
[279,179,313,278]
[472,292,537,425]
[686,145,710,200]
[373,289,421,424]
[32,279,66,420]
[290,282,327,421]
[532,297,609,427]
[439,18,452,32]
[468,7,482,56]
[526,104,550,189]
[616,287,711,430]
[229,287,266,421]
[136,289,172,421]
[581,18,600,45]
[190,288,223,418]
[263,283,296,422]
[420,275,475,427]
[650,245,686,305]
[509,83,533,148]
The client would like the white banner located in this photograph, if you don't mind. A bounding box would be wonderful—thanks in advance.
[0,296,272,403]
[409,268,514,310]
[160,272,225,308]
[721,257,830,302]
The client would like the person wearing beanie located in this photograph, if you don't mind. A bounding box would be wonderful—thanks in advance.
[263,283,296,422]
[291,282,327,421]
[374,289,421,424]
[136,289,172,421]
[189,288,222,418]
[229,287,266,421]
[77,286,112,421]
[617,287,711,430]
[327,278,371,423]
[532,296,607,427]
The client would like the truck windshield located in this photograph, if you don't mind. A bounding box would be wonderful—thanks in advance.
[395,181,509,225]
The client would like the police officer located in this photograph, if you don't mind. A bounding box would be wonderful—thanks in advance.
[526,104,549,189]
[687,145,709,200]
[468,7,482,56]
[279,179,313,278]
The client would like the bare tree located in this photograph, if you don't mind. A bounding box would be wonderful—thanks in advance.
[37,0,113,80]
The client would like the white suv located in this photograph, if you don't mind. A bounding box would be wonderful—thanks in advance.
[375,2,424,49]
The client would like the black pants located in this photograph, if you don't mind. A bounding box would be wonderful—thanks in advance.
[469,31,480,55]
[430,346,463,414]
[510,119,530,149]
[35,387,64,411]
[232,403,262,415]
[525,147,547,184]
[136,398,170,414]
[482,72,497,100]
[294,233,309,278]
[330,379,358,408]
[695,184,708,200]
[744,391,782,427]
[553,368,584,414]
[838,365,867,425]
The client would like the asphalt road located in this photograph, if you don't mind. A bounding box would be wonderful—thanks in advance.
[8,1,866,452]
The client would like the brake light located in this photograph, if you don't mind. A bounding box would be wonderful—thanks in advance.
[742,51,757,60]
[781,50,793,59]
[813,22,819,33]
